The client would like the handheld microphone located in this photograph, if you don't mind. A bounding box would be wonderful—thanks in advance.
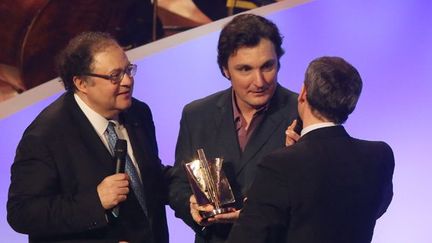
[112,139,127,217]
[294,116,303,135]
[115,139,127,174]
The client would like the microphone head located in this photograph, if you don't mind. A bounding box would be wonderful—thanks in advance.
[114,139,127,158]
[294,116,303,134]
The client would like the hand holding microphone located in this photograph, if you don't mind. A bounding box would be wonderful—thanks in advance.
[285,117,302,146]
[97,139,129,214]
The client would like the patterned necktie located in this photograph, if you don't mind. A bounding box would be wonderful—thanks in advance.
[105,122,148,217]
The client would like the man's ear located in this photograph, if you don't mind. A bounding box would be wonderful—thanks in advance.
[73,76,87,93]
[298,84,307,103]
[223,67,231,80]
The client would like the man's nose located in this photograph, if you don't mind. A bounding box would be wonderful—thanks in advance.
[253,70,266,88]
[120,72,133,86]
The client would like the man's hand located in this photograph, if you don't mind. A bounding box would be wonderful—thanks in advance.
[285,119,300,146]
[211,209,240,224]
[189,195,241,225]
[97,173,130,209]
[190,195,213,226]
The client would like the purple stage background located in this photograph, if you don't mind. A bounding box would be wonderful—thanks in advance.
[1,0,431,242]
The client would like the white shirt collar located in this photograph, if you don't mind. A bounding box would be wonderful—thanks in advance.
[74,93,110,137]
[301,122,338,137]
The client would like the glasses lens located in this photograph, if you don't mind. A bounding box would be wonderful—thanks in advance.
[109,64,137,84]
[127,64,137,77]
[111,73,123,83]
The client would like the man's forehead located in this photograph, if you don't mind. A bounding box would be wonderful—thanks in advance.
[91,46,129,70]
[228,45,277,65]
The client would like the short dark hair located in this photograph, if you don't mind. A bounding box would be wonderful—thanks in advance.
[217,14,284,78]
[304,56,363,124]
[56,32,119,92]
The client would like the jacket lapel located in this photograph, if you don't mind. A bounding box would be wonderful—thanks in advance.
[122,105,158,217]
[122,111,150,176]
[213,89,242,164]
[65,93,114,176]
[236,85,292,175]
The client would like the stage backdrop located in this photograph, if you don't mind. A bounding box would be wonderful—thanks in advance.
[1,0,431,242]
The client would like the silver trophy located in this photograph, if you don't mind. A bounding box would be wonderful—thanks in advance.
[184,148,235,218]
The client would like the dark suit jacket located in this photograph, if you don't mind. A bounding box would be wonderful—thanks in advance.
[169,85,298,243]
[7,93,169,243]
[227,126,395,243]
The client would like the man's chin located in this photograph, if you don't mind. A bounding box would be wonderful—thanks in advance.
[249,96,271,107]
[117,100,132,111]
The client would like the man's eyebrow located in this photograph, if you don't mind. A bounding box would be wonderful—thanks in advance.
[262,59,276,66]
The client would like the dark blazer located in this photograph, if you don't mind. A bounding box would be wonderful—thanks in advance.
[169,85,298,243]
[227,126,395,243]
[7,93,169,243]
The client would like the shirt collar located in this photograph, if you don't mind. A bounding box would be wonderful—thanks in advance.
[301,122,338,137]
[74,93,111,137]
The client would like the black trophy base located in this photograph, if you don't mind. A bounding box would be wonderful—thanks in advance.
[200,208,231,219]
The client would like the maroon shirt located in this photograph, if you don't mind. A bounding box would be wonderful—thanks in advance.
[232,92,269,152]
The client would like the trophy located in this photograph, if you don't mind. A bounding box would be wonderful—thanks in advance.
[184,148,235,219]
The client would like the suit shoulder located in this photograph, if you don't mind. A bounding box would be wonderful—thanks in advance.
[130,98,151,112]
[353,139,394,156]
[126,98,155,126]
[277,85,298,103]
[13,94,74,152]
[348,138,395,173]
[182,88,230,114]
[278,85,298,98]
[25,94,70,133]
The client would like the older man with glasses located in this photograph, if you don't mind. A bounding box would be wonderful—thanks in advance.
[7,32,170,243]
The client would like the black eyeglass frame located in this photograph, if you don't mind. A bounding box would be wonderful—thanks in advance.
[82,64,137,84]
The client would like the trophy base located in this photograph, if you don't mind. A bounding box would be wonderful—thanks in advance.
[200,208,232,219]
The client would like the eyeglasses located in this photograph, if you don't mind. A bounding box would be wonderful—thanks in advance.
[82,64,137,84]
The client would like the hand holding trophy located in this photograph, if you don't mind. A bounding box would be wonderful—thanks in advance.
[184,148,235,219]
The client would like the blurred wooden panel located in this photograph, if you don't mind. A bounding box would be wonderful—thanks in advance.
[0,0,158,99]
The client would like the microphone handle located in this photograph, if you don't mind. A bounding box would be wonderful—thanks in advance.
[113,153,126,217]
[116,156,125,174]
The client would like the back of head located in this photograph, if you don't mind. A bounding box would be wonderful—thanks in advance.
[217,13,284,78]
[56,32,119,92]
[304,56,362,124]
